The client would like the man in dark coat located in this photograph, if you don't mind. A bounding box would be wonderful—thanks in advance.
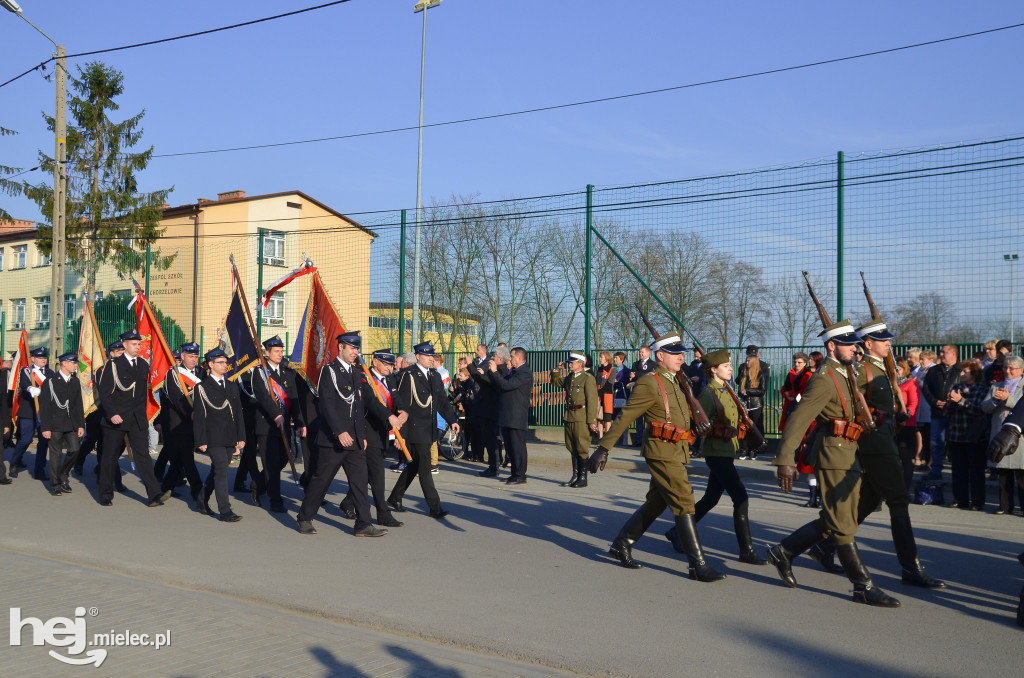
[75,341,122,478]
[159,342,206,506]
[232,366,261,495]
[96,331,169,507]
[488,346,534,485]
[387,341,460,519]
[38,351,86,496]
[467,343,501,476]
[193,349,246,522]
[252,335,305,513]
[9,347,54,480]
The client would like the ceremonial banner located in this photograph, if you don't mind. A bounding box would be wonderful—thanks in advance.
[216,288,260,381]
[77,295,106,416]
[260,259,316,308]
[290,272,347,390]
[133,288,176,423]
[8,329,29,420]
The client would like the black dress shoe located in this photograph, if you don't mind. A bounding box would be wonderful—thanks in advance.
[8,467,18,478]
[73,466,83,477]
[99,500,113,506]
[251,488,262,506]
[194,494,209,515]
[0,478,11,485]
[233,483,249,494]
[60,482,72,493]
[354,525,389,537]
[430,509,450,520]
[506,477,526,485]
[380,514,404,528]
[340,505,357,520]
[115,483,127,494]
[219,512,242,523]
[478,468,498,477]
[269,502,287,514]
[297,519,317,535]
[387,499,406,513]
[49,487,63,496]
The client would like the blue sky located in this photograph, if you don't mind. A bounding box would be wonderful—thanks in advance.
[1,0,1021,221]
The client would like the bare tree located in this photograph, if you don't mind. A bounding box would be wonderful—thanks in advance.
[522,220,575,349]
[767,272,833,345]
[702,253,769,347]
[889,292,955,344]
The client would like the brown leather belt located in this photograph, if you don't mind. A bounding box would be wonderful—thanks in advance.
[566,404,584,411]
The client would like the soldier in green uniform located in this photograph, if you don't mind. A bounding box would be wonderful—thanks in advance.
[766,320,901,607]
[550,351,599,488]
[853,319,945,588]
[664,349,766,565]
[588,334,724,582]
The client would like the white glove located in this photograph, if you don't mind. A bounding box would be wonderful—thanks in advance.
[28,386,41,398]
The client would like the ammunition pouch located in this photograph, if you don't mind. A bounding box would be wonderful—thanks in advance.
[831,419,864,442]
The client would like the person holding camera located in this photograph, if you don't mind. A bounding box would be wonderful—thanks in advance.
[551,351,599,488]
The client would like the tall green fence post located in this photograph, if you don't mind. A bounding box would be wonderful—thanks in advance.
[836,150,844,320]
[398,209,407,355]
[145,243,152,297]
[585,185,594,356]
[199,326,204,353]
[256,229,265,343]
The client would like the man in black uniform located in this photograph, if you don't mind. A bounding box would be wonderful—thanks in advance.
[193,349,245,522]
[252,336,305,513]
[82,342,126,491]
[159,342,206,507]
[96,331,170,507]
[38,351,86,496]
[9,347,54,480]
[153,350,182,481]
[387,341,460,519]
[232,366,261,496]
[467,344,501,477]
[295,371,321,492]
[339,349,408,527]
[297,332,393,536]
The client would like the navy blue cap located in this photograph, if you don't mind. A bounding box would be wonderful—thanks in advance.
[337,331,361,348]
[180,342,200,355]
[171,351,181,360]
[107,340,124,353]
[262,335,285,349]
[413,341,436,356]
[205,348,228,362]
[372,349,396,365]
[819,320,860,346]
[120,331,141,342]
[855,320,896,342]
[30,347,49,359]
[58,351,78,363]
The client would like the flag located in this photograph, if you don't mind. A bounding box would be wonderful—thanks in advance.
[290,271,347,390]
[77,296,106,416]
[8,330,29,420]
[216,287,260,381]
[134,290,176,423]
[260,259,316,308]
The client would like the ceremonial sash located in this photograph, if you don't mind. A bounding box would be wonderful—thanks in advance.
[266,370,290,412]
[30,369,46,388]
[370,373,393,410]
[176,366,202,387]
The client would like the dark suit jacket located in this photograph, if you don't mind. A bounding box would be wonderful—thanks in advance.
[395,365,458,445]
[492,362,534,430]
[38,372,85,433]
[162,366,206,439]
[17,365,56,419]
[193,375,246,448]
[628,358,655,388]
[98,354,149,431]
[252,362,305,436]
[316,359,390,450]
[467,358,500,421]
[364,369,409,451]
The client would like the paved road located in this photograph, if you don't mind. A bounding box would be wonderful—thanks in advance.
[2,442,1022,677]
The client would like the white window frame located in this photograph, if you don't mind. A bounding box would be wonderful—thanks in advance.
[0,247,4,271]
[13,245,27,270]
[12,298,26,328]
[263,292,285,326]
[35,296,50,328]
[38,250,51,267]
[261,231,286,267]
[65,294,77,325]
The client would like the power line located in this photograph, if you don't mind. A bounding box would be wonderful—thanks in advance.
[0,1,354,89]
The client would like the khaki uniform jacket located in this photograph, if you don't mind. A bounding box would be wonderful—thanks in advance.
[698,382,740,457]
[550,370,599,424]
[599,368,692,463]
[775,357,860,471]
[856,354,898,456]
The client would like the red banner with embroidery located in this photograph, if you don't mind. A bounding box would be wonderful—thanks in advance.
[8,330,29,420]
[291,272,347,390]
[134,289,176,423]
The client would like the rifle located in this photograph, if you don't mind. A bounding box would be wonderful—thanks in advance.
[633,304,711,435]
[859,272,908,419]
[663,310,765,449]
[357,356,412,462]
[801,272,875,432]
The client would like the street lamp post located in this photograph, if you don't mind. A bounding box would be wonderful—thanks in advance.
[411,0,442,347]
[3,0,66,359]
[1006,253,1019,345]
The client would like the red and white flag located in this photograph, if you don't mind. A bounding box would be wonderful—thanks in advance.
[132,288,176,423]
[8,330,29,420]
[260,259,316,308]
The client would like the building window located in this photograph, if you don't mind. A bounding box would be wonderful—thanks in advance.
[369,316,400,330]
[93,291,104,304]
[111,289,131,298]
[261,231,285,266]
[65,294,77,324]
[38,250,51,267]
[0,247,4,271]
[12,299,25,328]
[13,245,27,269]
[35,296,50,328]
[263,292,285,326]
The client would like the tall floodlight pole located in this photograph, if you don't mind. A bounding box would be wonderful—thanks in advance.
[411,0,442,345]
[3,0,66,358]
[1006,254,1019,345]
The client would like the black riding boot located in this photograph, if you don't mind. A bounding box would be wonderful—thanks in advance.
[766,520,824,588]
[891,514,945,588]
[734,510,767,565]
[608,509,656,569]
[574,460,588,488]
[674,513,726,582]
[808,537,845,574]
[836,541,901,608]
[564,456,579,487]
[804,484,819,507]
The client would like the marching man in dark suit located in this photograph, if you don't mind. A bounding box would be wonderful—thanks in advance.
[252,336,305,513]
[76,341,122,479]
[297,332,394,536]
[96,331,170,507]
[339,348,408,528]
[159,342,206,507]
[193,349,245,522]
[387,341,460,519]
[489,346,534,485]
[38,351,85,496]
[9,347,54,480]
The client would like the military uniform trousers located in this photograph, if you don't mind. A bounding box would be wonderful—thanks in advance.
[75,410,103,472]
[203,446,235,515]
[299,444,371,530]
[470,416,499,470]
[856,425,911,522]
[564,421,591,461]
[694,456,749,521]
[341,444,389,520]
[98,424,162,504]
[388,442,442,513]
[814,466,863,545]
[47,430,81,489]
[161,431,203,496]
[639,457,696,519]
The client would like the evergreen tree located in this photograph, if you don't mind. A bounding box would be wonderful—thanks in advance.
[25,60,173,287]
[1,126,25,222]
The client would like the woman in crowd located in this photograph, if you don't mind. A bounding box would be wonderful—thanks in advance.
[794,351,824,507]
[595,351,618,436]
[895,358,921,491]
[982,355,1024,515]
[945,360,990,510]
[452,367,478,461]
[736,347,768,461]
